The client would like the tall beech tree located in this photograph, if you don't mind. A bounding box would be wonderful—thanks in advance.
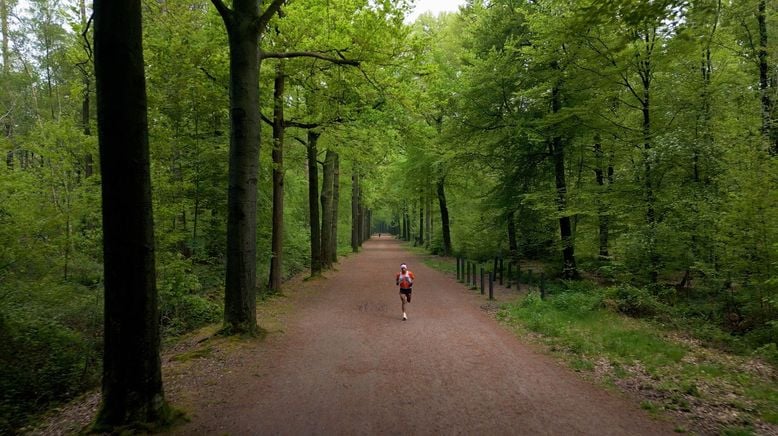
[92,0,169,429]
[320,148,335,269]
[435,175,452,255]
[307,129,322,275]
[210,0,284,333]
[351,167,360,252]
[330,152,340,263]
[268,60,285,293]
[1,0,9,76]
[757,0,778,155]
[76,0,93,177]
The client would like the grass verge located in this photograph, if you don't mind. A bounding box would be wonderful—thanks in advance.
[497,290,778,435]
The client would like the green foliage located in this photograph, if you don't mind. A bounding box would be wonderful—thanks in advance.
[0,309,98,434]
[602,285,667,318]
[157,254,221,336]
[754,343,778,366]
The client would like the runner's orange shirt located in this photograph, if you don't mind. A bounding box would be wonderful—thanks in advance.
[396,271,415,289]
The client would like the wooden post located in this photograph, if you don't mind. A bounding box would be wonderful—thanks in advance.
[489,272,494,300]
[465,260,470,285]
[457,257,461,281]
[507,262,512,289]
[540,272,546,300]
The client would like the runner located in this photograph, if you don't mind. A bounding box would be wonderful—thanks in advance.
[395,263,415,320]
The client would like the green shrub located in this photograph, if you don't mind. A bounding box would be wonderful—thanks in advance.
[165,294,221,335]
[158,254,221,335]
[0,315,94,434]
[754,343,778,366]
[602,285,665,317]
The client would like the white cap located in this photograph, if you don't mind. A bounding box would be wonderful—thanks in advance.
[400,263,407,269]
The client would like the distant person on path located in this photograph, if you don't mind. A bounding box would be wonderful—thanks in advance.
[395,263,415,321]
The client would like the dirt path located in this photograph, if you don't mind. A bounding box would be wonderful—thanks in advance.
[164,237,677,435]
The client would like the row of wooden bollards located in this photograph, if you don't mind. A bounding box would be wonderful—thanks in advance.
[455,257,547,300]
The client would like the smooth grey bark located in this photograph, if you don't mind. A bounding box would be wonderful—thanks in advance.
[549,81,578,280]
[507,210,518,259]
[418,192,423,245]
[1,0,8,76]
[425,186,431,248]
[92,0,168,429]
[211,0,283,333]
[351,168,359,252]
[330,152,339,263]
[79,0,93,177]
[320,149,335,269]
[637,29,659,283]
[436,177,452,256]
[357,193,364,246]
[758,0,778,155]
[593,139,611,259]
[307,130,322,275]
[2,1,14,168]
[268,60,285,293]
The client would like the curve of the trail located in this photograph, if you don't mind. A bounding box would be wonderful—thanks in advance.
[171,237,675,435]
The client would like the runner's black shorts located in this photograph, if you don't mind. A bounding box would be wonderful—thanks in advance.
[400,288,412,302]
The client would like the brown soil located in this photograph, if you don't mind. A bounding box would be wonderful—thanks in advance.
[30,237,680,435]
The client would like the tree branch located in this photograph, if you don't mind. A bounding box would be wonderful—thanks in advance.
[199,67,227,90]
[258,0,286,31]
[210,0,231,21]
[287,119,321,129]
[261,50,360,66]
[261,110,322,129]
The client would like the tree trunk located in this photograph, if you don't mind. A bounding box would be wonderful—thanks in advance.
[758,0,778,155]
[217,0,262,333]
[2,0,12,169]
[425,186,431,249]
[366,209,372,242]
[402,206,411,241]
[507,210,518,259]
[351,168,359,252]
[79,0,93,178]
[593,139,610,259]
[320,149,335,270]
[308,130,322,276]
[330,152,339,263]
[92,0,168,429]
[418,192,424,246]
[1,0,8,76]
[436,177,452,256]
[357,193,364,246]
[268,60,285,293]
[639,31,659,283]
[550,81,578,279]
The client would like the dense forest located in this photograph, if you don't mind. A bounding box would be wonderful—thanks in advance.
[0,0,776,432]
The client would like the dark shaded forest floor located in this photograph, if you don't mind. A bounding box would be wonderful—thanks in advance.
[33,237,746,435]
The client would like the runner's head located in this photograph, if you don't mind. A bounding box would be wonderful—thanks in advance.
[400,263,407,272]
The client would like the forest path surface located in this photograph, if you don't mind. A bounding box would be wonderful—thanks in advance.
[167,237,677,435]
